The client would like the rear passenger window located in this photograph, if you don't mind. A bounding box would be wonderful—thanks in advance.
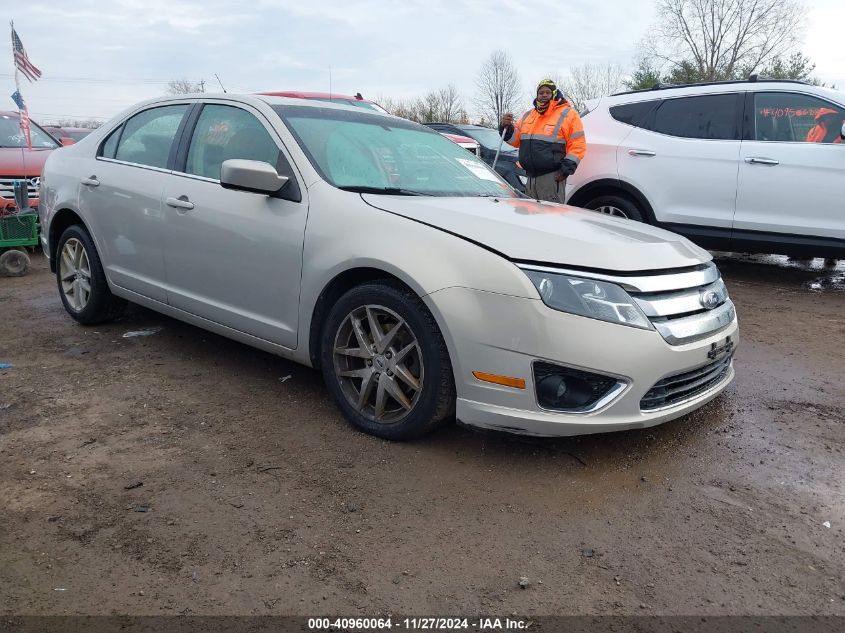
[753,92,845,143]
[99,125,122,159]
[609,100,659,127]
[649,94,738,140]
[114,105,188,169]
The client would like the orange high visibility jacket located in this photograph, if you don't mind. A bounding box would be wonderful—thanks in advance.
[504,98,586,177]
[806,108,844,144]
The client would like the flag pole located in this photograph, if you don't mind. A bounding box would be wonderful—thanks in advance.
[11,20,29,192]
[9,20,32,152]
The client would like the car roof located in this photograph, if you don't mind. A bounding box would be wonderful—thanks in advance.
[112,93,395,118]
[259,91,372,102]
[606,78,843,104]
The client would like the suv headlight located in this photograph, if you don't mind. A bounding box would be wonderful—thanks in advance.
[523,269,653,330]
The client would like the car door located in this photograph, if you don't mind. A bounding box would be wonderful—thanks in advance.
[78,104,190,302]
[616,93,742,233]
[161,102,307,349]
[734,91,845,244]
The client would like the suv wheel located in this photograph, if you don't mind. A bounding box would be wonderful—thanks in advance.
[56,225,127,324]
[585,194,645,223]
[320,282,455,441]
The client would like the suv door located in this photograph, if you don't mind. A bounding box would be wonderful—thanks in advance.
[79,104,189,301]
[616,93,742,236]
[162,102,307,348]
[734,91,845,247]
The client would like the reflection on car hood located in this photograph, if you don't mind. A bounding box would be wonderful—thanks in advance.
[361,195,711,272]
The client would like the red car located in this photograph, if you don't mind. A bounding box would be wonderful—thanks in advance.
[0,111,61,212]
[44,126,93,143]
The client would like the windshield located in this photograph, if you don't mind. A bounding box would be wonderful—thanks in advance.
[0,114,59,149]
[275,106,516,197]
[458,126,517,153]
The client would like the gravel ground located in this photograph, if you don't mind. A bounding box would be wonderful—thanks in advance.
[1,252,843,616]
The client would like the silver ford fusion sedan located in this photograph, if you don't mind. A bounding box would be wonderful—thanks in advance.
[39,94,738,440]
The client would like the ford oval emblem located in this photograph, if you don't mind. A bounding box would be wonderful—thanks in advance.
[29,177,40,191]
[700,290,721,310]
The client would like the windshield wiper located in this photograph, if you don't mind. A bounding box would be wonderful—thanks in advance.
[338,185,428,196]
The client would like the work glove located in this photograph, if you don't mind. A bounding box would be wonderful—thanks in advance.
[558,158,577,178]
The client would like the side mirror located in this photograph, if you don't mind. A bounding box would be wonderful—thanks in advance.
[841,123,845,141]
[220,159,289,195]
[60,137,75,146]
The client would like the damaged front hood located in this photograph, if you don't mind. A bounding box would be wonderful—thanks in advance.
[362,195,711,272]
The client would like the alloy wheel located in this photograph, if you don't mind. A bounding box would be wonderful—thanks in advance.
[595,205,629,218]
[332,304,424,424]
[59,238,92,311]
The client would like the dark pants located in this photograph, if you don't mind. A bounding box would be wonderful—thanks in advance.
[526,172,565,203]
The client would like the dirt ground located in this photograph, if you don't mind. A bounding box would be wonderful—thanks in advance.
[1,252,843,617]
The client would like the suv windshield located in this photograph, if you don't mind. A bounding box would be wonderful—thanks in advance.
[458,126,517,153]
[0,114,59,149]
[275,106,516,197]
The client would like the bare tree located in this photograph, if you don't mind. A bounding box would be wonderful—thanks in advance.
[56,118,102,129]
[377,85,466,123]
[649,0,807,82]
[555,63,626,110]
[474,50,521,124]
[437,84,463,123]
[166,78,204,95]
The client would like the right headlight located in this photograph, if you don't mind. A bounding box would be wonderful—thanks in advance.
[522,269,653,330]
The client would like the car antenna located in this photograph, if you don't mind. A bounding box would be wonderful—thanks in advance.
[214,73,227,93]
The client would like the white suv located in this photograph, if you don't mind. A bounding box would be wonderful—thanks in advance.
[565,79,845,258]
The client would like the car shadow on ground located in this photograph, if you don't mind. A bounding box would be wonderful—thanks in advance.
[113,300,734,476]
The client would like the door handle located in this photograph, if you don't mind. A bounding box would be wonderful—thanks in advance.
[628,149,656,157]
[744,157,779,166]
[81,176,100,187]
[166,196,195,210]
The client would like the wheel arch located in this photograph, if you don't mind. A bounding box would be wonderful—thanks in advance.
[308,266,443,370]
[48,208,91,272]
[567,179,657,224]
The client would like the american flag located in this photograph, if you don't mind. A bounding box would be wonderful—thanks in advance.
[12,27,42,82]
[18,107,32,150]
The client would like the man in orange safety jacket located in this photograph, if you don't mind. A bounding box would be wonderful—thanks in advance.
[806,107,844,144]
[499,79,586,203]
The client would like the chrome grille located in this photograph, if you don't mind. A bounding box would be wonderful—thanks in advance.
[641,353,733,411]
[632,273,735,345]
[0,176,39,200]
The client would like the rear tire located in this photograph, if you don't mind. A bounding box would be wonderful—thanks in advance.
[320,281,455,441]
[584,193,646,223]
[0,249,30,277]
[56,225,126,325]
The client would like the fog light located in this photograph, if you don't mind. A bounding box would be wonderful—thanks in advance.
[534,362,623,412]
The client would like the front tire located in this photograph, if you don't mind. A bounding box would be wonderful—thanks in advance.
[584,193,646,223]
[56,225,126,324]
[320,282,455,441]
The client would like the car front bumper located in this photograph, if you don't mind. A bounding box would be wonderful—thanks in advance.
[426,287,738,437]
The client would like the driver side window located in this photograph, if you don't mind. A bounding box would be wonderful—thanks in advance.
[186,105,281,180]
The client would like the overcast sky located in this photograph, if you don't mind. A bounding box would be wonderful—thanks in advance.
[3,0,844,125]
